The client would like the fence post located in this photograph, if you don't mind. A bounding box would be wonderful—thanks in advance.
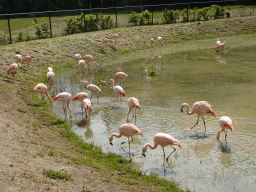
[187,4,189,22]
[48,12,52,38]
[152,10,153,25]
[7,15,12,44]
[116,6,118,28]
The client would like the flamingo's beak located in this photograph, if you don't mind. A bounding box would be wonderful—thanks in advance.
[142,154,146,157]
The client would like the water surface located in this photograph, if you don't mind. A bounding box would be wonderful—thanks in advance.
[50,45,256,192]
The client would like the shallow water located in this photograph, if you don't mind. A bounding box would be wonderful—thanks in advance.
[50,45,256,192]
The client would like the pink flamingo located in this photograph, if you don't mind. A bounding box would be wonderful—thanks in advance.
[46,67,55,86]
[157,36,162,46]
[217,116,233,141]
[84,81,103,103]
[72,92,89,115]
[7,63,21,81]
[181,101,216,133]
[217,41,227,52]
[149,38,154,46]
[127,97,141,123]
[15,54,22,63]
[115,72,129,86]
[109,79,126,104]
[32,83,53,102]
[77,60,88,70]
[101,37,111,50]
[81,55,98,67]
[74,54,81,65]
[22,51,32,66]
[111,32,120,44]
[109,123,143,153]
[142,133,181,163]
[52,92,72,118]
[82,98,92,118]
[216,38,221,48]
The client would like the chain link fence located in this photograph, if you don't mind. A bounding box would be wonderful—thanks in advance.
[1,0,254,45]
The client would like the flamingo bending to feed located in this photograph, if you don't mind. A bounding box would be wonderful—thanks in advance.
[115,72,129,86]
[149,38,154,46]
[217,116,233,141]
[74,54,81,65]
[109,79,126,104]
[217,41,227,52]
[216,38,221,47]
[52,92,72,118]
[81,55,98,67]
[84,81,103,103]
[82,98,92,118]
[72,92,89,115]
[111,32,120,44]
[127,97,141,123]
[109,123,143,153]
[142,133,181,163]
[46,67,55,86]
[102,37,111,50]
[181,101,216,133]
[32,83,53,102]
[15,54,22,63]
[157,36,162,45]
[22,51,32,66]
[7,63,21,81]
[77,60,88,70]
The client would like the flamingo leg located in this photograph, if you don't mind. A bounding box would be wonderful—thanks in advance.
[63,102,67,118]
[225,130,228,141]
[166,146,176,162]
[163,147,166,164]
[67,101,72,118]
[134,109,137,125]
[190,117,199,130]
[202,116,206,134]
[81,104,84,116]
[127,107,132,123]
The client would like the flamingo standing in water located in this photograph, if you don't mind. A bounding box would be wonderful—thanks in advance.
[46,67,55,86]
[7,63,21,81]
[15,54,22,63]
[77,60,88,70]
[109,79,126,104]
[217,41,227,52]
[72,92,89,115]
[22,51,32,66]
[114,72,129,86]
[217,116,233,141]
[32,83,53,102]
[157,36,162,46]
[82,98,92,118]
[149,38,154,46]
[52,92,72,118]
[81,55,98,67]
[181,101,216,134]
[142,133,181,163]
[127,97,141,123]
[109,123,143,154]
[84,81,103,103]
[74,54,81,65]
[111,32,120,44]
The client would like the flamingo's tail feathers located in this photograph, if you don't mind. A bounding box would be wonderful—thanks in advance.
[175,141,181,148]
[136,105,141,110]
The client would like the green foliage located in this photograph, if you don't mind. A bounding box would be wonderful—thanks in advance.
[181,8,188,22]
[142,10,151,24]
[17,31,23,42]
[84,14,98,31]
[32,19,49,39]
[148,68,157,76]
[64,13,84,35]
[162,8,179,23]
[210,5,223,19]
[129,10,151,26]
[43,169,72,180]
[129,11,140,26]
[98,13,114,30]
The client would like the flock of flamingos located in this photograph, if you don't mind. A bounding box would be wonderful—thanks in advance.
[6,34,230,164]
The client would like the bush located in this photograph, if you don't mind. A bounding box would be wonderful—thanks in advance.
[32,19,49,39]
[98,13,114,30]
[129,11,140,26]
[84,14,98,31]
[64,14,84,35]
[142,10,151,24]
[211,5,223,19]
[17,31,23,42]
[162,8,179,23]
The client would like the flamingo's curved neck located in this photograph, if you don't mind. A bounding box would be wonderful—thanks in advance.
[184,104,193,115]
[110,81,115,89]
[146,142,158,150]
[111,133,122,139]
[45,92,53,103]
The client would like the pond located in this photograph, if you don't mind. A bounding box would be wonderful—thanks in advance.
[50,45,256,192]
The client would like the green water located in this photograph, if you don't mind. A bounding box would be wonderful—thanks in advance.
[51,45,256,191]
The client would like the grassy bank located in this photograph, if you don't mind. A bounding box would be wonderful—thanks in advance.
[1,15,256,191]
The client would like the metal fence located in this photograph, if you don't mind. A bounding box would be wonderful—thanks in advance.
[1,0,253,45]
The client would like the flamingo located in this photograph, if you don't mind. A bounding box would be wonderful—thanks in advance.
[82,98,92,118]
[32,83,53,102]
[81,55,98,67]
[72,92,89,115]
[77,60,88,70]
[127,97,141,123]
[46,68,55,86]
[111,32,120,44]
[216,38,221,48]
[109,123,143,153]
[149,38,154,46]
[101,37,111,50]
[114,72,129,86]
[217,41,227,52]
[22,51,32,66]
[157,36,162,46]
[109,79,126,104]
[52,92,72,118]
[7,63,21,81]
[74,54,81,65]
[181,101,216,133]
[84,81,103,103]
[142,133,181,163]
[15,54,22,63]
[217,116,233,141]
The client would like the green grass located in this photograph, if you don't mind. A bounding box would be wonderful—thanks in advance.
[43,169,72,180]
